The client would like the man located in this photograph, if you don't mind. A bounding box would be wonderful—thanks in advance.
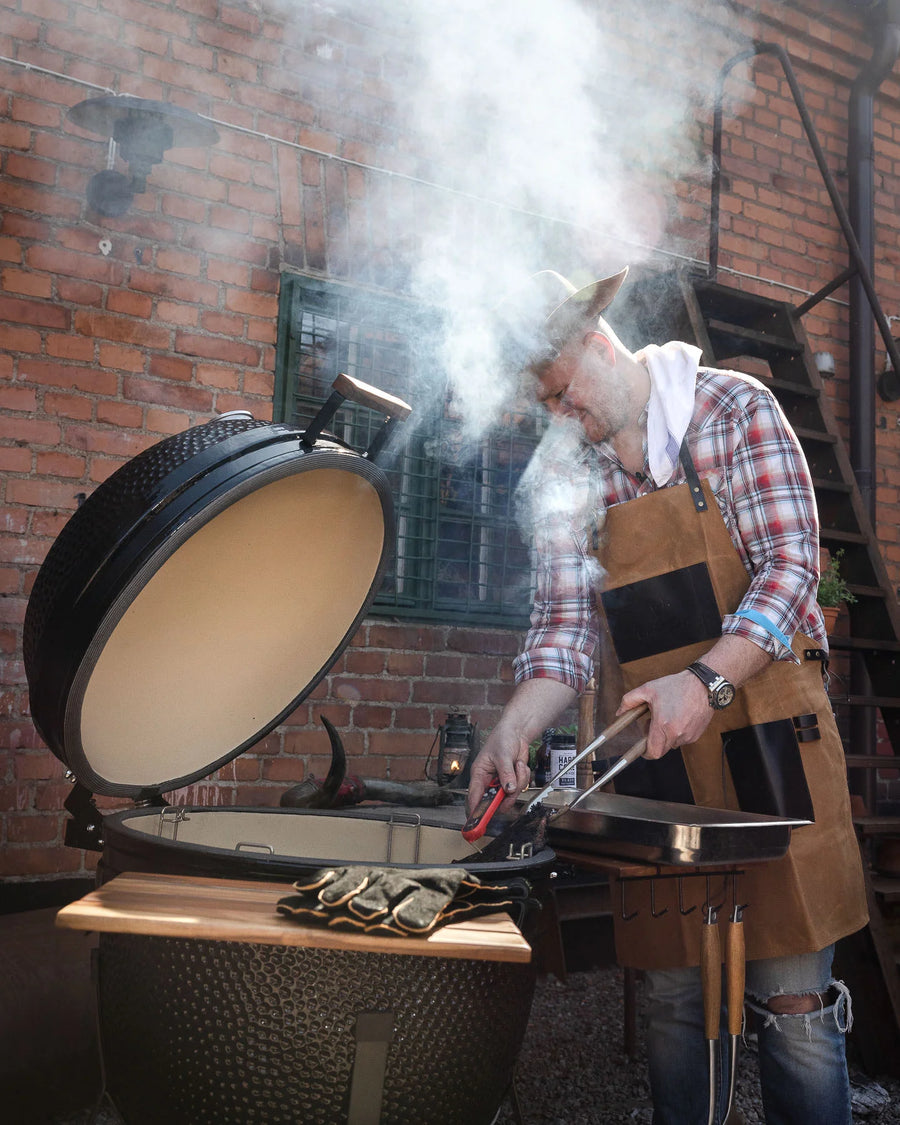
[466,267,868,1124]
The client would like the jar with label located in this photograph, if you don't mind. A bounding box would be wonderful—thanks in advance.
[539,728,578,789]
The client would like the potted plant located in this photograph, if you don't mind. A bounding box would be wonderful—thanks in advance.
[817,548,857,633]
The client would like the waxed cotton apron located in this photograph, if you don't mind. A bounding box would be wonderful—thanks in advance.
[590,476,868,971]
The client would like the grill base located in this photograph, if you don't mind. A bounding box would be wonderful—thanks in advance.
[98,933,536,1125]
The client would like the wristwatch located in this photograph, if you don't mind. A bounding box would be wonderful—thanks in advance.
[686,661,736,710]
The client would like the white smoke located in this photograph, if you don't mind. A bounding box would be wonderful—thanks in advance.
[383,0,737,439]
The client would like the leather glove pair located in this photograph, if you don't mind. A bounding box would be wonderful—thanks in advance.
[276,865,524,936]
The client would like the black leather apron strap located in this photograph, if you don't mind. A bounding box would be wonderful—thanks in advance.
[679,438,708,512]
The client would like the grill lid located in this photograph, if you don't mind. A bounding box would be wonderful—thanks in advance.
[24,376,411,799]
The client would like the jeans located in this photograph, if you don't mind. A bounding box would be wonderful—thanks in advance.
[644,944,853,1125]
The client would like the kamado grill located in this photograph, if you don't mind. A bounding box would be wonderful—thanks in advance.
[25,374,809,1125]
[25,375,553,1125]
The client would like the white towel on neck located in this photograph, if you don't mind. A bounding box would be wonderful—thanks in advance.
[635,341,702,486]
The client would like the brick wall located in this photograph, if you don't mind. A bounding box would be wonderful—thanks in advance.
[3,0,900,881]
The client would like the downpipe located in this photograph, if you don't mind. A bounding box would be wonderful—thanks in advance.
[847,0,900,790]
[848,0,900,518]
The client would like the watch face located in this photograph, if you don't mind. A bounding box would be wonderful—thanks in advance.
[712,682,736,709]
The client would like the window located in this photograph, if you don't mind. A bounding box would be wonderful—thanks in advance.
[274,274,541,626]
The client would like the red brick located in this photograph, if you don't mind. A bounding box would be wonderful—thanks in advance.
[73,310,171,349]
[200,311,244,336]
[65,424,154,458]
[246,318,277,345]
[57,277,103,306]
[107,289,154,318]
[209,205,251,234]
[368,731,432,757]
[0,845,84,876]
[6,478,84,510]
[2,266,53,299]
[121,375,214,412]
[423,654,464,678]
[19,359,118,396]
[194,362,240,389]
[35,451,86,478]
[393,707,435,730]
[0,416,62,445]
[156,299,200,327]
[146,408,191,435]
[0,384,38,412]
[2,325,42,353]
[384,652,425,677]
[262,757,306,782]
[224,289,278,318]
[0,447,33,474]
[0,294,69,330]
[97,400,144,427]
[207,259,249,286]
[98,344,146,373]
[13,749,66,781]
[174,332,261,366]
[26,244,125,285]
[156,247,203,276]
[45,334,96,361]
[149,353,195,382]
[350,704,394,729]
[9,94,62,129]
[342,649,386,675]
[5,150,57,186]
[161,193,208,224]
[43,392,93,421]
[6,812,61,843]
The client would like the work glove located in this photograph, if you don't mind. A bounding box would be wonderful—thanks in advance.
[276,865,528,936]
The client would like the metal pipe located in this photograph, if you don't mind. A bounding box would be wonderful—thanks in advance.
[847,0,900,801]
[848,0,900,520]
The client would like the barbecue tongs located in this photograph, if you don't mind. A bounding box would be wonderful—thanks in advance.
[462,704,648,842]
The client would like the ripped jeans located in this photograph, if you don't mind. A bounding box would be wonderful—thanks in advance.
[645,944,853,1125]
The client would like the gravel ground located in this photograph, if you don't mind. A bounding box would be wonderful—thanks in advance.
[497,967,900,1125]
[52,965,900,1125]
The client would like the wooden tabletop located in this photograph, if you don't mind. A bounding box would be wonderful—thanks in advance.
[56,871,532,964]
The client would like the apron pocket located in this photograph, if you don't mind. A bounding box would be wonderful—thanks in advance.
[722,718,816,821]
[600,561,721,663]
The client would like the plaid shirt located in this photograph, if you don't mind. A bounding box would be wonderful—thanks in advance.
[514,366,826,692]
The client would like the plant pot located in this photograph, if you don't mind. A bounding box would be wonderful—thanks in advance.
[820,604,840,634]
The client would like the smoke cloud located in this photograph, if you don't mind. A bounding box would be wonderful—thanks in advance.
[382,0,740,438]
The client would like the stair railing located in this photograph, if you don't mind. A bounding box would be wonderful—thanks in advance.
[710,40,900,398]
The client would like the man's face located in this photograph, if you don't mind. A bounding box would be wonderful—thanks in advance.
[531,334,626,444]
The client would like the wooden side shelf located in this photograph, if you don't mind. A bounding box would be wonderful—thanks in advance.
[56,870,532,964]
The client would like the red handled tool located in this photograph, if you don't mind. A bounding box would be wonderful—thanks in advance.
[461,777,506,842]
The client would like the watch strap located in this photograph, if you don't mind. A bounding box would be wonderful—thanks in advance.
[687,661,718,688]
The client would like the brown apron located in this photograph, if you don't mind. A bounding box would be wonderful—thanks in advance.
[591,477,868,970]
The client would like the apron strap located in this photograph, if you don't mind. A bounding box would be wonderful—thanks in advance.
[679,439,708,512]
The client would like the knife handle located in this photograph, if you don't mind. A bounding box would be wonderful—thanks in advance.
[701,908,722,1042]
[725,909,745,1038]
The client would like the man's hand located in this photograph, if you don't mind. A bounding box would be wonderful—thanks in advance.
[465,678,577,817]
[617,635,774,758]
[466,724,533,817]
[619,669,712,758]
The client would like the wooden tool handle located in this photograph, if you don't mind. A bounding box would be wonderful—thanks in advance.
[333,372,412,420]
[618,735,648,769]
[725,915,745,1038]
[597,702,649,743]
[701,912,722,1042]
